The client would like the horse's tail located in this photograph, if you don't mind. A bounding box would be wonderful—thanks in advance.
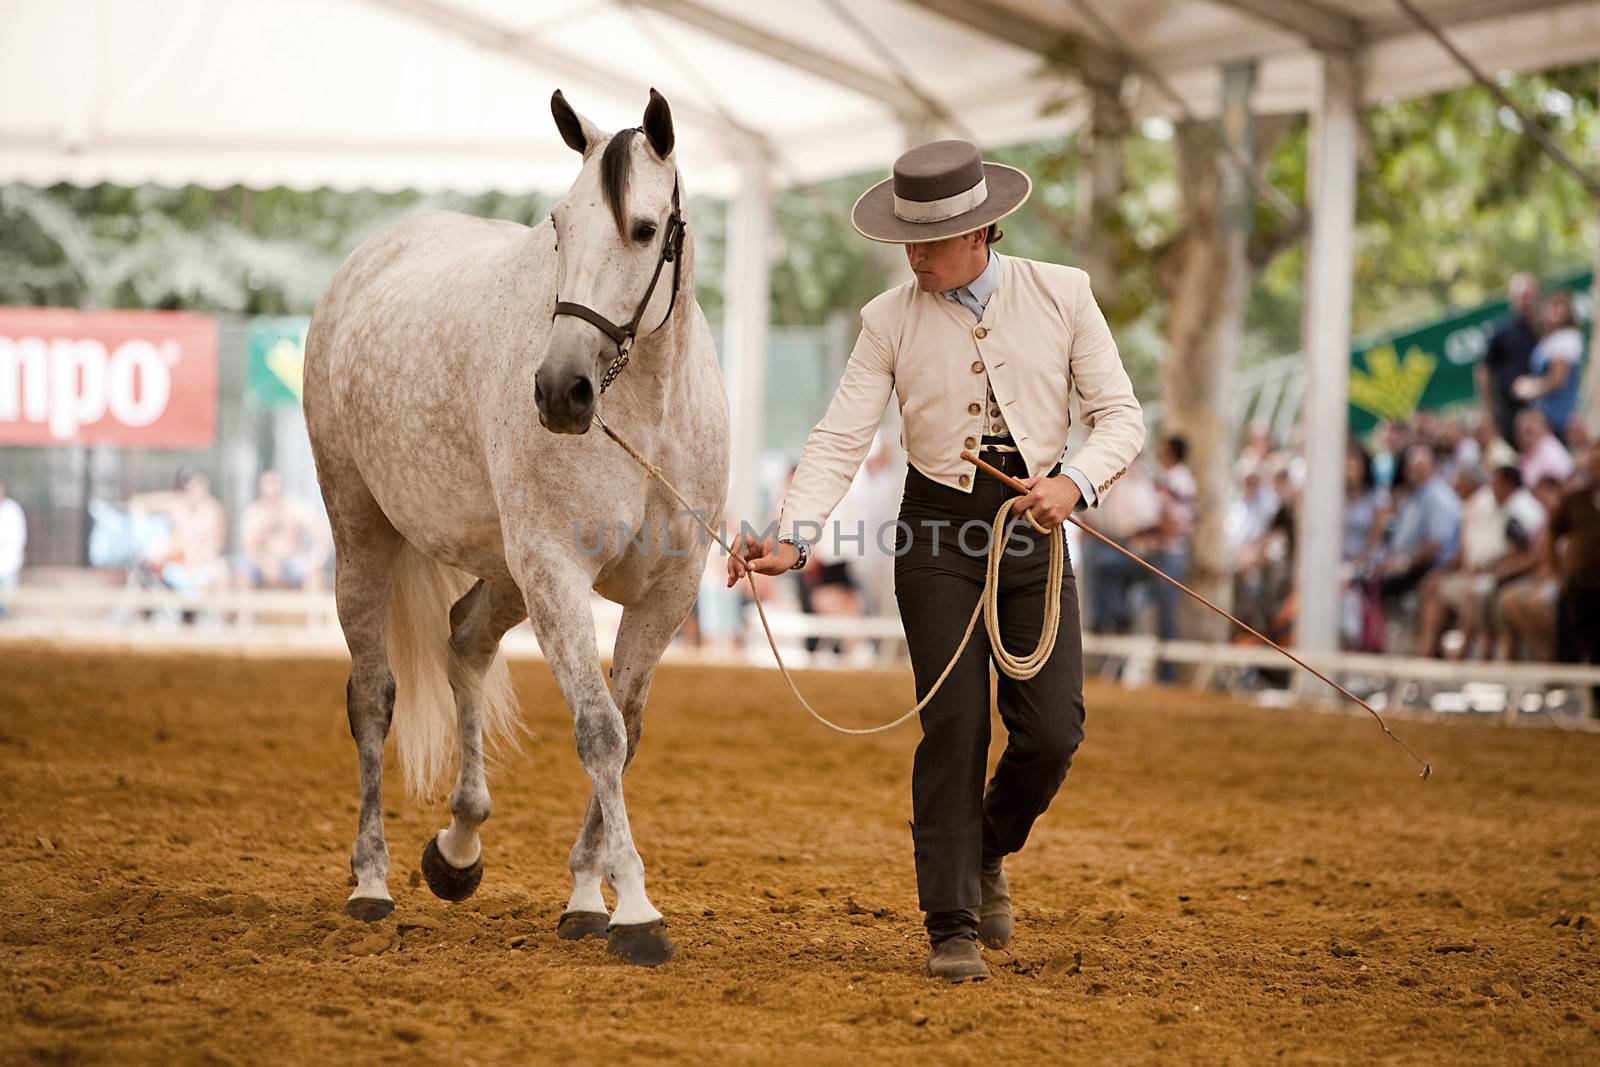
[386,543,520,800]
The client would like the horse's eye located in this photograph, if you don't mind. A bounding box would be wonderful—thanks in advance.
[633,222,658,243]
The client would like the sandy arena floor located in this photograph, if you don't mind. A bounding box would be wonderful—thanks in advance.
[2,644,1598,1065]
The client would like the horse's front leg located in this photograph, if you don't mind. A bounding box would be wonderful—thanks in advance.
[517,555,675,966]
[558,561,702,945]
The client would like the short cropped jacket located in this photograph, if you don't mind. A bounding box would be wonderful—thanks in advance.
[778,253,1147,538]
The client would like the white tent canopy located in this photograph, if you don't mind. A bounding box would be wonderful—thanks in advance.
[3,0,1598,195]
[3,0,1597,676]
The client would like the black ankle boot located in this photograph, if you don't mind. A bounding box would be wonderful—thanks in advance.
[924,908,989,982]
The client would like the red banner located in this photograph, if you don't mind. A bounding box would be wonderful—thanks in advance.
[0,308,218,448]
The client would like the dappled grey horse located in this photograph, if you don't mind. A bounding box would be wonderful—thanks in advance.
[303,89,728,966]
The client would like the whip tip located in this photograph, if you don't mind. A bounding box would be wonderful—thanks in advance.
[1420,764,1432,781]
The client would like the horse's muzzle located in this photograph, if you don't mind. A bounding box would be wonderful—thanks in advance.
[534,371,596,435]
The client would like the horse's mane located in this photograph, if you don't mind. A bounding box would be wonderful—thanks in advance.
[600,127,640,237]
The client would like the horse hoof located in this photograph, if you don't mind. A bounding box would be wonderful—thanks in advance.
[606,919,676,967]
[345,895,394,923]
[557,910,610,941]
[420,836,483,903]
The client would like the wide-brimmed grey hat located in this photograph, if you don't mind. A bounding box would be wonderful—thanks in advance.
[851,139,1031,244]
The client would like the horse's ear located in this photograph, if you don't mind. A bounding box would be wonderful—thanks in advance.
[551,90,601,157]
[642,88,674,159]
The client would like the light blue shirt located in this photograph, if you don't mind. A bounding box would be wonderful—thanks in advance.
[942,252,1097,509]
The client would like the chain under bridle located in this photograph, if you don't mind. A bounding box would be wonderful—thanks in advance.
[552,169,686,395]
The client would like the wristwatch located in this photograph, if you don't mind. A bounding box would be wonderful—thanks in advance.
[776,536,809,571]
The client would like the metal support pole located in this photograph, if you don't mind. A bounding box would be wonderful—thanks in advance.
[1295,51,1361,688]
[723,153,773,528]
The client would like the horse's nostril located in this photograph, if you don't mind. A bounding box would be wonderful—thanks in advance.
[534,380,546,408]
[567,376,594,409]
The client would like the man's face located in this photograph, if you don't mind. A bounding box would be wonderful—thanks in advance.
[1405,446,1433,486]
[1509,275,1540,319]
[904,231,988,293]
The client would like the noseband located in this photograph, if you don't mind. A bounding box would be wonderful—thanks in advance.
[552,171,686,394]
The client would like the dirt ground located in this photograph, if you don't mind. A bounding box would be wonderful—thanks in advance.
[2,644,1598,1065]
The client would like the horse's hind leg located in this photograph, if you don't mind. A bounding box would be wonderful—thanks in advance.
[420,579,526,902]
[560,567,699,946]
[321,469,403,921]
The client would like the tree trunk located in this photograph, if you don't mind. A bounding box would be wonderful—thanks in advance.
[1158,65,1256,638]
[1077,49,1128,300]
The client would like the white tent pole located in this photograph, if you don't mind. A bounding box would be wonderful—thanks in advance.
[724,151,774,532]
[1294,50,1360,683]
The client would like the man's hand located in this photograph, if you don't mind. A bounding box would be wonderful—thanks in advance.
[1015,475,1082,532]
[726,532,800,586]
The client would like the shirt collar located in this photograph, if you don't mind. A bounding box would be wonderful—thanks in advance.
[945,250,1000,306]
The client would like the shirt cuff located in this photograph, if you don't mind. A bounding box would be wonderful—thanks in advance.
[1063,466,1096,511]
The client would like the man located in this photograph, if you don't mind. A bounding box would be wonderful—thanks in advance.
[1516,408,1574,488]
[1377,446,1461,607]
[727,141,1144,981]
[238,470,330,591]
[1549,445,1600,682]
[1418,465,1544,658]
[0,481,25,614]
[1478,273,1541,443]
[130,468,227,596]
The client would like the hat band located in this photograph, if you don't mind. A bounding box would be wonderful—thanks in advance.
[893,176,987,223]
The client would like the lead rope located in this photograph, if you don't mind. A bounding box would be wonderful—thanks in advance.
[594,415,1062,735]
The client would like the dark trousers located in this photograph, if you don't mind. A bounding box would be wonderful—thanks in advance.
[894,455,1086,914]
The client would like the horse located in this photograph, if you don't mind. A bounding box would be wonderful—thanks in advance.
[302,88,729,967]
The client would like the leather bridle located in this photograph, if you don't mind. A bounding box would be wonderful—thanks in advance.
[552,170,686,395]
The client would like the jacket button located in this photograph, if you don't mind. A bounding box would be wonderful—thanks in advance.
[959,474,970,488]
[968,402,981,415]
[974,326,989,339]
[964,436,977,449]
[988,407,1000,417]
[971,360,984,374]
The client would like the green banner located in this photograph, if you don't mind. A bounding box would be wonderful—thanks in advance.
[1348,269,1593,434]
[246,317,310,408]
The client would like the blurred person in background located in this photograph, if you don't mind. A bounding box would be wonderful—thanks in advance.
[1343,446,1387,564]
[1496,475,1567,661]
[1083,458,1162,637]
[1371,420,1413,490]
[1516,408,1574,488]
[1478,273,1541,443]
[1549,444,1600,677]
[0,481,25,614]
[238,470,330,592]
[130,468,227,597]
[1375,445,1461,624]
[1148,436,1196,651]
[1513,290,1584,445]
[1418,465,1544,659]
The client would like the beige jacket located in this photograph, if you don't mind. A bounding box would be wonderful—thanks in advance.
[778,253,1145,537]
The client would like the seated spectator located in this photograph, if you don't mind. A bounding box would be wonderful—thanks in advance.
[1419,465,1544,658]
[1513,291,1584,445]
[1342,446,1386,564]
[0,480,24,616]
[1376,445,1461,605]
[1084,459,1163,635]
[130,468,227,597]
[1496,475,1567,661]
[1516,408,1574,487]
[238,471,330,591]
[1550,444,1600,677]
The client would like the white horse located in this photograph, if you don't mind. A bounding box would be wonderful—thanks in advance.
[303,89,728,966]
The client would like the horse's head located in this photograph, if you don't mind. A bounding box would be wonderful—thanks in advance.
[539,88,682,434]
